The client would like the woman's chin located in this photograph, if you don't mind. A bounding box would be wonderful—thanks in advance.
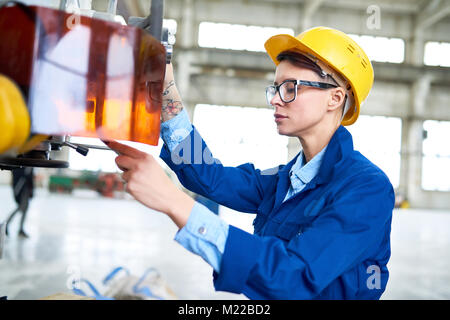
[276,126,292,136]
[277,124,304,138]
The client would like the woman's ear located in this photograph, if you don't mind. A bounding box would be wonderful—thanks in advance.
[328,87,346,112]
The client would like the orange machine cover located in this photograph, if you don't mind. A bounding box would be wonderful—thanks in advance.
[0,5,166,146]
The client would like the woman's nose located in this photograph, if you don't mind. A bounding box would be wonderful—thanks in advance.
[270,90,283,107]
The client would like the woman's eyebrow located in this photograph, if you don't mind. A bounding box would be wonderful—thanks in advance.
[274,78,296,85]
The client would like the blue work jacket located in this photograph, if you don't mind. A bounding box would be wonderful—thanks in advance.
[160,125,394,300]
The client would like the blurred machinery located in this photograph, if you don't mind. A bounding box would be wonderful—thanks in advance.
[0,0,174,170]
[48,171,125,198]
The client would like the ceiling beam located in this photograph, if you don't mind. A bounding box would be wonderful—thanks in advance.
[178,47,450,86]
[321,0,421,14]
[301,0,324,31]
[415,0,450,32]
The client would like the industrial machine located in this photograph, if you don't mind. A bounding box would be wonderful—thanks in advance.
[0,0,174,170]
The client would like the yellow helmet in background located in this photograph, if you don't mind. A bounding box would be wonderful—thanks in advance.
[264,27,374,126]
[0,75,30,154]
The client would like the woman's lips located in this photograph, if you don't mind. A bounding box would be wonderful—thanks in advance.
[274,114,288,123]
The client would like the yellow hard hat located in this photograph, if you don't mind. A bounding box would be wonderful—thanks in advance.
[0,75,30,154]
[264,27,374,126]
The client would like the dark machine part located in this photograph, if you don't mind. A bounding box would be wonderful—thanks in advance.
[0,138,69,170]
[150,0,163,41]
[128,0,174,64]
[0,135,102,170]
[0,135,90,169]
[0,0,171,170]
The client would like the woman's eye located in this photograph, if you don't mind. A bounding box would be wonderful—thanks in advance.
[286,88,295,94]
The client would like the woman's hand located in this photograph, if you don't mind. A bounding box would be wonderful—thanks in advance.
[105,140,194,229]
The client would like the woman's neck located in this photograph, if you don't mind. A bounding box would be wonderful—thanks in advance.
[297,120,340,163]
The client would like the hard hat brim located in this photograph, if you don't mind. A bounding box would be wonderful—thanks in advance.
[265,34,318,67]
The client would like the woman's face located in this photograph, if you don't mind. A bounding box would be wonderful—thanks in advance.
[271,60,332,137]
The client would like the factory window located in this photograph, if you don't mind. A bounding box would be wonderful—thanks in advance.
[422,120,450,191]
[346,115,402,188]
[348,34,405,64]
[68,137,163,173]
[193,104,288,169]
[198,22,294,52]
[424,42,450,67]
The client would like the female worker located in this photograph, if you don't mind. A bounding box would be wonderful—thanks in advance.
[106,27,394,299]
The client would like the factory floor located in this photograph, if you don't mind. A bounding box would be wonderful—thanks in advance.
[0,185,449,300]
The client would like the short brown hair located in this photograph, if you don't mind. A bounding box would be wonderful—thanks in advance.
[276,51,337,85]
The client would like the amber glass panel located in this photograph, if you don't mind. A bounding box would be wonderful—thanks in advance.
[0,5,165,145]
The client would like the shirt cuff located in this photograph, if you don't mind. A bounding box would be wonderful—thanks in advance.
[174,201,229,273]
[160,108,193,152]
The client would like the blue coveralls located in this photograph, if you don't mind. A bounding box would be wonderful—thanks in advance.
[160,124,394,299]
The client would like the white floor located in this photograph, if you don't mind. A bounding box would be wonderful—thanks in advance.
[0,185,449,300]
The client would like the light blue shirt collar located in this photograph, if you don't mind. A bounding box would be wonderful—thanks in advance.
[290,145,328,185]
[283,145,328,203]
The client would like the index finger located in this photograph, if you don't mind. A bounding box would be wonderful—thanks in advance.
[103,140,145,159]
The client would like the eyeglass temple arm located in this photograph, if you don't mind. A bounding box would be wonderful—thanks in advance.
[296,80,338,89]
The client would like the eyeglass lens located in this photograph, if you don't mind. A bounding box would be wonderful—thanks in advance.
[266,81,297,106]
[279,81,296,103]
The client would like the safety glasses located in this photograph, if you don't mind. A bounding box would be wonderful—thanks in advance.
[265,79,338,106]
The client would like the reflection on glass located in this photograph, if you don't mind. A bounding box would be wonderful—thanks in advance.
[0,5,166,146]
